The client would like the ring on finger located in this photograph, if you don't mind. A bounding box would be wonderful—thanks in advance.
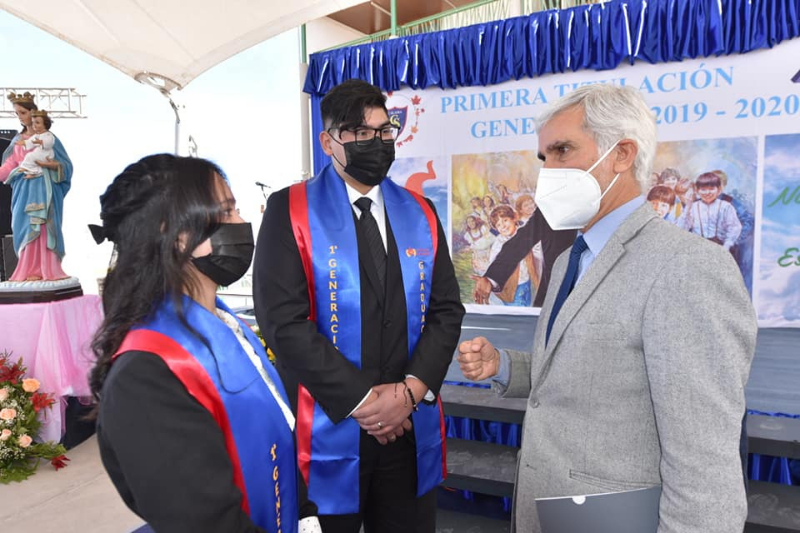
[377,421,383,429]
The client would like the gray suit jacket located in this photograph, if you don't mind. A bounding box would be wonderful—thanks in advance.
[500,204,757,533]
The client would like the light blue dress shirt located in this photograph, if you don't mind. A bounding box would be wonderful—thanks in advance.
[492,197,645,387]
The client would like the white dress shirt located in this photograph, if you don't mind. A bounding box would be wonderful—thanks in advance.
[346,181,387,250]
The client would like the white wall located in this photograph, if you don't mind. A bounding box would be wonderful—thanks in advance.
[305,17,366,55]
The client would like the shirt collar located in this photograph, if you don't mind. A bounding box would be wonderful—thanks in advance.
[581,196,645,257]
[345,181,384,213]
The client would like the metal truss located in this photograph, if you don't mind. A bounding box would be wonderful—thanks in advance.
[0,88,87,119]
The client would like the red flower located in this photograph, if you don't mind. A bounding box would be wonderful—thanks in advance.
[31,392,56,413]
[0,359,25,384]
[51,454,70,471]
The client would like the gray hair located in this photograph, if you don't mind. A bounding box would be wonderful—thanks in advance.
[536,84,657,191]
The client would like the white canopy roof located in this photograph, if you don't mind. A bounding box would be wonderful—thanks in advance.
[0,0,367,90]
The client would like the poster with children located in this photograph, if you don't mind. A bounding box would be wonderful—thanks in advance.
[451,150,544,308]
[649,137,758,295]
[384,36,800,325]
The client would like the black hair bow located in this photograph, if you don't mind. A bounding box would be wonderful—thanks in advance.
[88,224,112,244]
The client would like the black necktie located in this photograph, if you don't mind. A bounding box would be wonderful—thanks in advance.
[546,235,588,346]
[354,197,386,288]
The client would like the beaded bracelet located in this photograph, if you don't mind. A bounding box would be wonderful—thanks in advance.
[404,380,419,411]
[394,381,409,408]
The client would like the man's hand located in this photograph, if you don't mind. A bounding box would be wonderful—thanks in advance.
[471,275,493,304]
[352,383,413,441]
[377,418,413,446]
[457,336,500,381]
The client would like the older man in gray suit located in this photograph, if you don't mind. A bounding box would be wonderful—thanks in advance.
[458,84,757,533]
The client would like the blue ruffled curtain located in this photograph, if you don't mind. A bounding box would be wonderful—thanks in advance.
[306,0,800,96]
[304,0,800,173]
[304,0,800,487]
[306,0,800,172]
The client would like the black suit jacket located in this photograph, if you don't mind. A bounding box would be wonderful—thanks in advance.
[254,185,464,424]
[483,209,576,307]
[97,351,317,533]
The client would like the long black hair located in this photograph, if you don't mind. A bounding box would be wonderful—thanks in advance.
[89,154,226,399]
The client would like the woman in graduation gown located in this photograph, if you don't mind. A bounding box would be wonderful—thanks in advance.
[89,154,320,533]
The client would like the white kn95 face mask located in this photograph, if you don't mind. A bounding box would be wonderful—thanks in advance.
[535,141,622,230]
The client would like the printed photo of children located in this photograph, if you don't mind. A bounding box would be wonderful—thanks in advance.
[450,150,571,311]
[650,137,757,295]
[451,151,537,305]
[485,204,541,306]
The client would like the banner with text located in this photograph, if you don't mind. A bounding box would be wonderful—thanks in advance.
[385,38,800,327]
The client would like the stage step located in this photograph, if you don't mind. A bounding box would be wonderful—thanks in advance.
[441,384,800,459]
[745,481,800,532]
[443,438,517,498]
[748,415,800,460]
[441,384,800,531]
[440,384,525,424]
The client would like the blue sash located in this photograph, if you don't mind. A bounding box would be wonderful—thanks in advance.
[118,297,298,533]
[289,164,445,515]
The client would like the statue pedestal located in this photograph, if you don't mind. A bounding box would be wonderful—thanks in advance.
[0,293,102,442]
[0,276,83,304]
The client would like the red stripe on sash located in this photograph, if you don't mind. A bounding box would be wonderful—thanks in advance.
[296,385,315,484]
[288,182,316,484]
[289,183,316,320]
[114,330,250,514]
[438,396,447,480]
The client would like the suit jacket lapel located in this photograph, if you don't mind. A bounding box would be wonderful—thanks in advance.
[534,204,657,386]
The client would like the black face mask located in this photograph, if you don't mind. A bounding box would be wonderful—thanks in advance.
[191,223,254,287]
[338,137,396,187]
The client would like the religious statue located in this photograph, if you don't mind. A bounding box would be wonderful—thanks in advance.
[0,92,75,286]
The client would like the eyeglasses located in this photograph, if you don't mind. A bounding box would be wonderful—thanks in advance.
[330,125,399,146]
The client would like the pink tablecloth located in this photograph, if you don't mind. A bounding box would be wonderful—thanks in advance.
[0,295,103,443]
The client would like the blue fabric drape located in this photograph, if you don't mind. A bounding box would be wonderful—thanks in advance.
[310,94,331,176]
[304,0,800,97]
[305,0,800,173]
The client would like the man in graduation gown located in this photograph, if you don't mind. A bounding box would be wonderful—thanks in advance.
[254,79,465,533]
